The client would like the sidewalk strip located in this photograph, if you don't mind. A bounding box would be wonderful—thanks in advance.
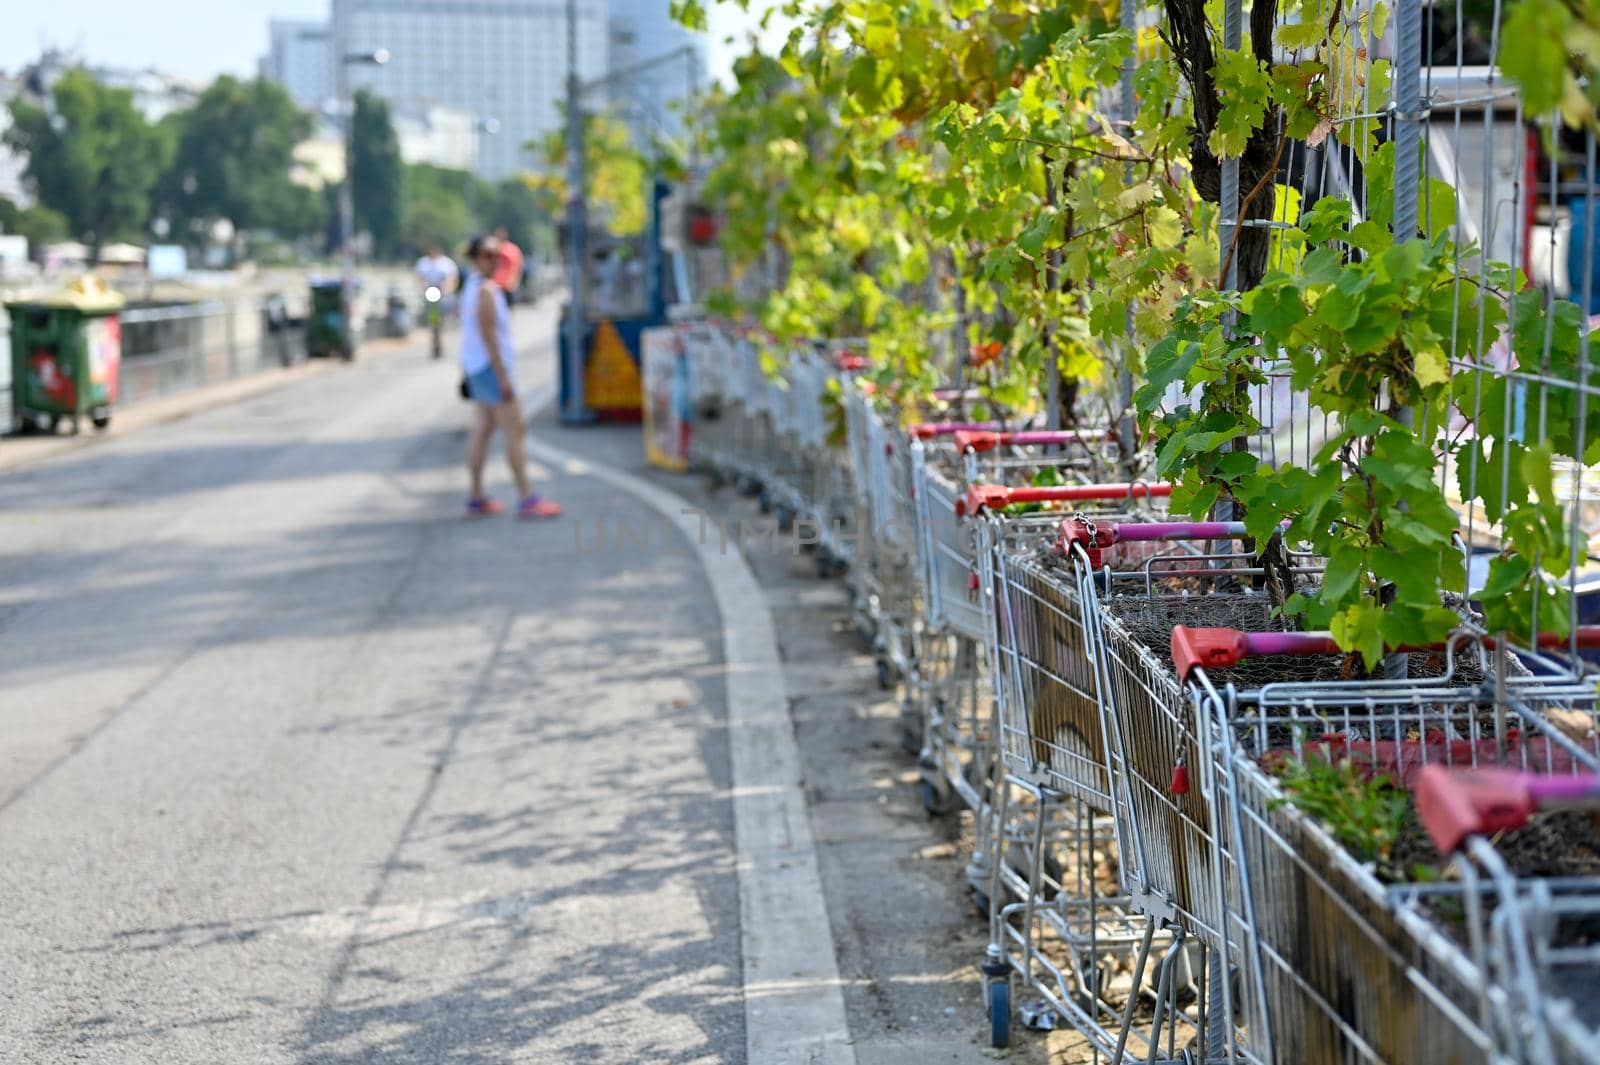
[525,430,858,1065]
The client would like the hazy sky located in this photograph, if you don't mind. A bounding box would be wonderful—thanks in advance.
[0,1,785,86]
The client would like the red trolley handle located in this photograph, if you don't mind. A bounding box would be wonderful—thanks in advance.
[1416,765,1600,855]
[959,481,1171,516]
[908,421,1003,439]
[954,429,1119,453]
[1172,625,1600,681]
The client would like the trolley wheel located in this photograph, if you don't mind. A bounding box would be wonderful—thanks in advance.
[987,978,1010,1048]
[339,345,354,362]
[971,887,991,918]
[921,778,959,817]
[91,408,111,430]
[899,713,923,757]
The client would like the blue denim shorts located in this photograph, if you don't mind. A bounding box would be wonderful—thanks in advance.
[465,367,503,405]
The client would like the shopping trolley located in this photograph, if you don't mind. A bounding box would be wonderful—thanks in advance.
[683,321,734,474]
[758,347,810,526]
[966,484,1217,1056]
[1177,624,1600,1064]
[842,389,940,693]
[807,346,865,577]
[910,429,1124,823]
[723,330,773,497]
[775,346,842,556]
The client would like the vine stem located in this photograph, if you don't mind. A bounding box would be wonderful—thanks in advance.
[996,135,1152,165]
[1218,129,1287,287]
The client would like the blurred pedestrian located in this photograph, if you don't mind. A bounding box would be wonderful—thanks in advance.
[415,241,459,296]
[492,225,524,305]
[460,234,561,519]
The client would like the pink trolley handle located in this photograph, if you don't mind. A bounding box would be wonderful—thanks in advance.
[908,421,1004,440]
[959,481,1172,517]
[1171,625,1600,682]
[1057,517,1274,567]
[953,429,1119,454]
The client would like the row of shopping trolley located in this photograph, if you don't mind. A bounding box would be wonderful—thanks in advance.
[677,321,1600,1064]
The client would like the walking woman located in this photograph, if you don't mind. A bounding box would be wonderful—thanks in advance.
[460,234,562,518]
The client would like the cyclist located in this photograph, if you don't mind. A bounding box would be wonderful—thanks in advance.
[414,242,459,359]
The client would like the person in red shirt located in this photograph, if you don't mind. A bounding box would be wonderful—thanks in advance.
[491,226,524,305]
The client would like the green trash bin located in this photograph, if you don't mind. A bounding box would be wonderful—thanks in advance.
[6,275,125,435]
[307,278,359,361]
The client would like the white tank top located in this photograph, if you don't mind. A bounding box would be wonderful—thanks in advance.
[459,273,514,376]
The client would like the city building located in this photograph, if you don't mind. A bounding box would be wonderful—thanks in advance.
[291,101,479,189]
[261,19,332,112]
[330,0,610,180]
[12,49,200,123]
[394,102,479,172]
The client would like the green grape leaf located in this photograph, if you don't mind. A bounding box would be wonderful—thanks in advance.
[1209,48,1273,159]
[1320,544,1365,603]
[1298,197,1353,245]
[1501,2,1573,117]
[1331,600,1386,668]
[1277,20,1327,50]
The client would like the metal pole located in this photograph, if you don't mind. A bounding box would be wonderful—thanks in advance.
[1219,0,1242,294]
[337,24,357,323]
[561,0,590,423]
[465,123,476,227]
[1391,0,1422,238]
[1118,0,1138,476]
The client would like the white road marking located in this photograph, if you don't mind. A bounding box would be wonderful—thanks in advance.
[524,425,858,1065]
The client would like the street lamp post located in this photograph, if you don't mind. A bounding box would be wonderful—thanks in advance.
[557,5,698,423]
[334,42,388,317]
[562,0,589,424]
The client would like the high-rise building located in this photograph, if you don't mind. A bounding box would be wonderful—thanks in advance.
[604,0,706,143]
[330,0,610,180]
[262,20,333,113]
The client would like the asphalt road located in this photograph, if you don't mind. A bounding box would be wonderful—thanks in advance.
[0,303,742,1063]
[0,299,1059,1064]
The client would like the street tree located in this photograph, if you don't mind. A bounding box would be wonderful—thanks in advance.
[478,177,546,247]
[157,76,323,243]
[3,69,170,250]
[350,89,403,257]
[0,196,71,248]
[399,162,479,254]
[537,110,651,237]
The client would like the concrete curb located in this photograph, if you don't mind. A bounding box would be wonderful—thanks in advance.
[524,429,858,1065]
